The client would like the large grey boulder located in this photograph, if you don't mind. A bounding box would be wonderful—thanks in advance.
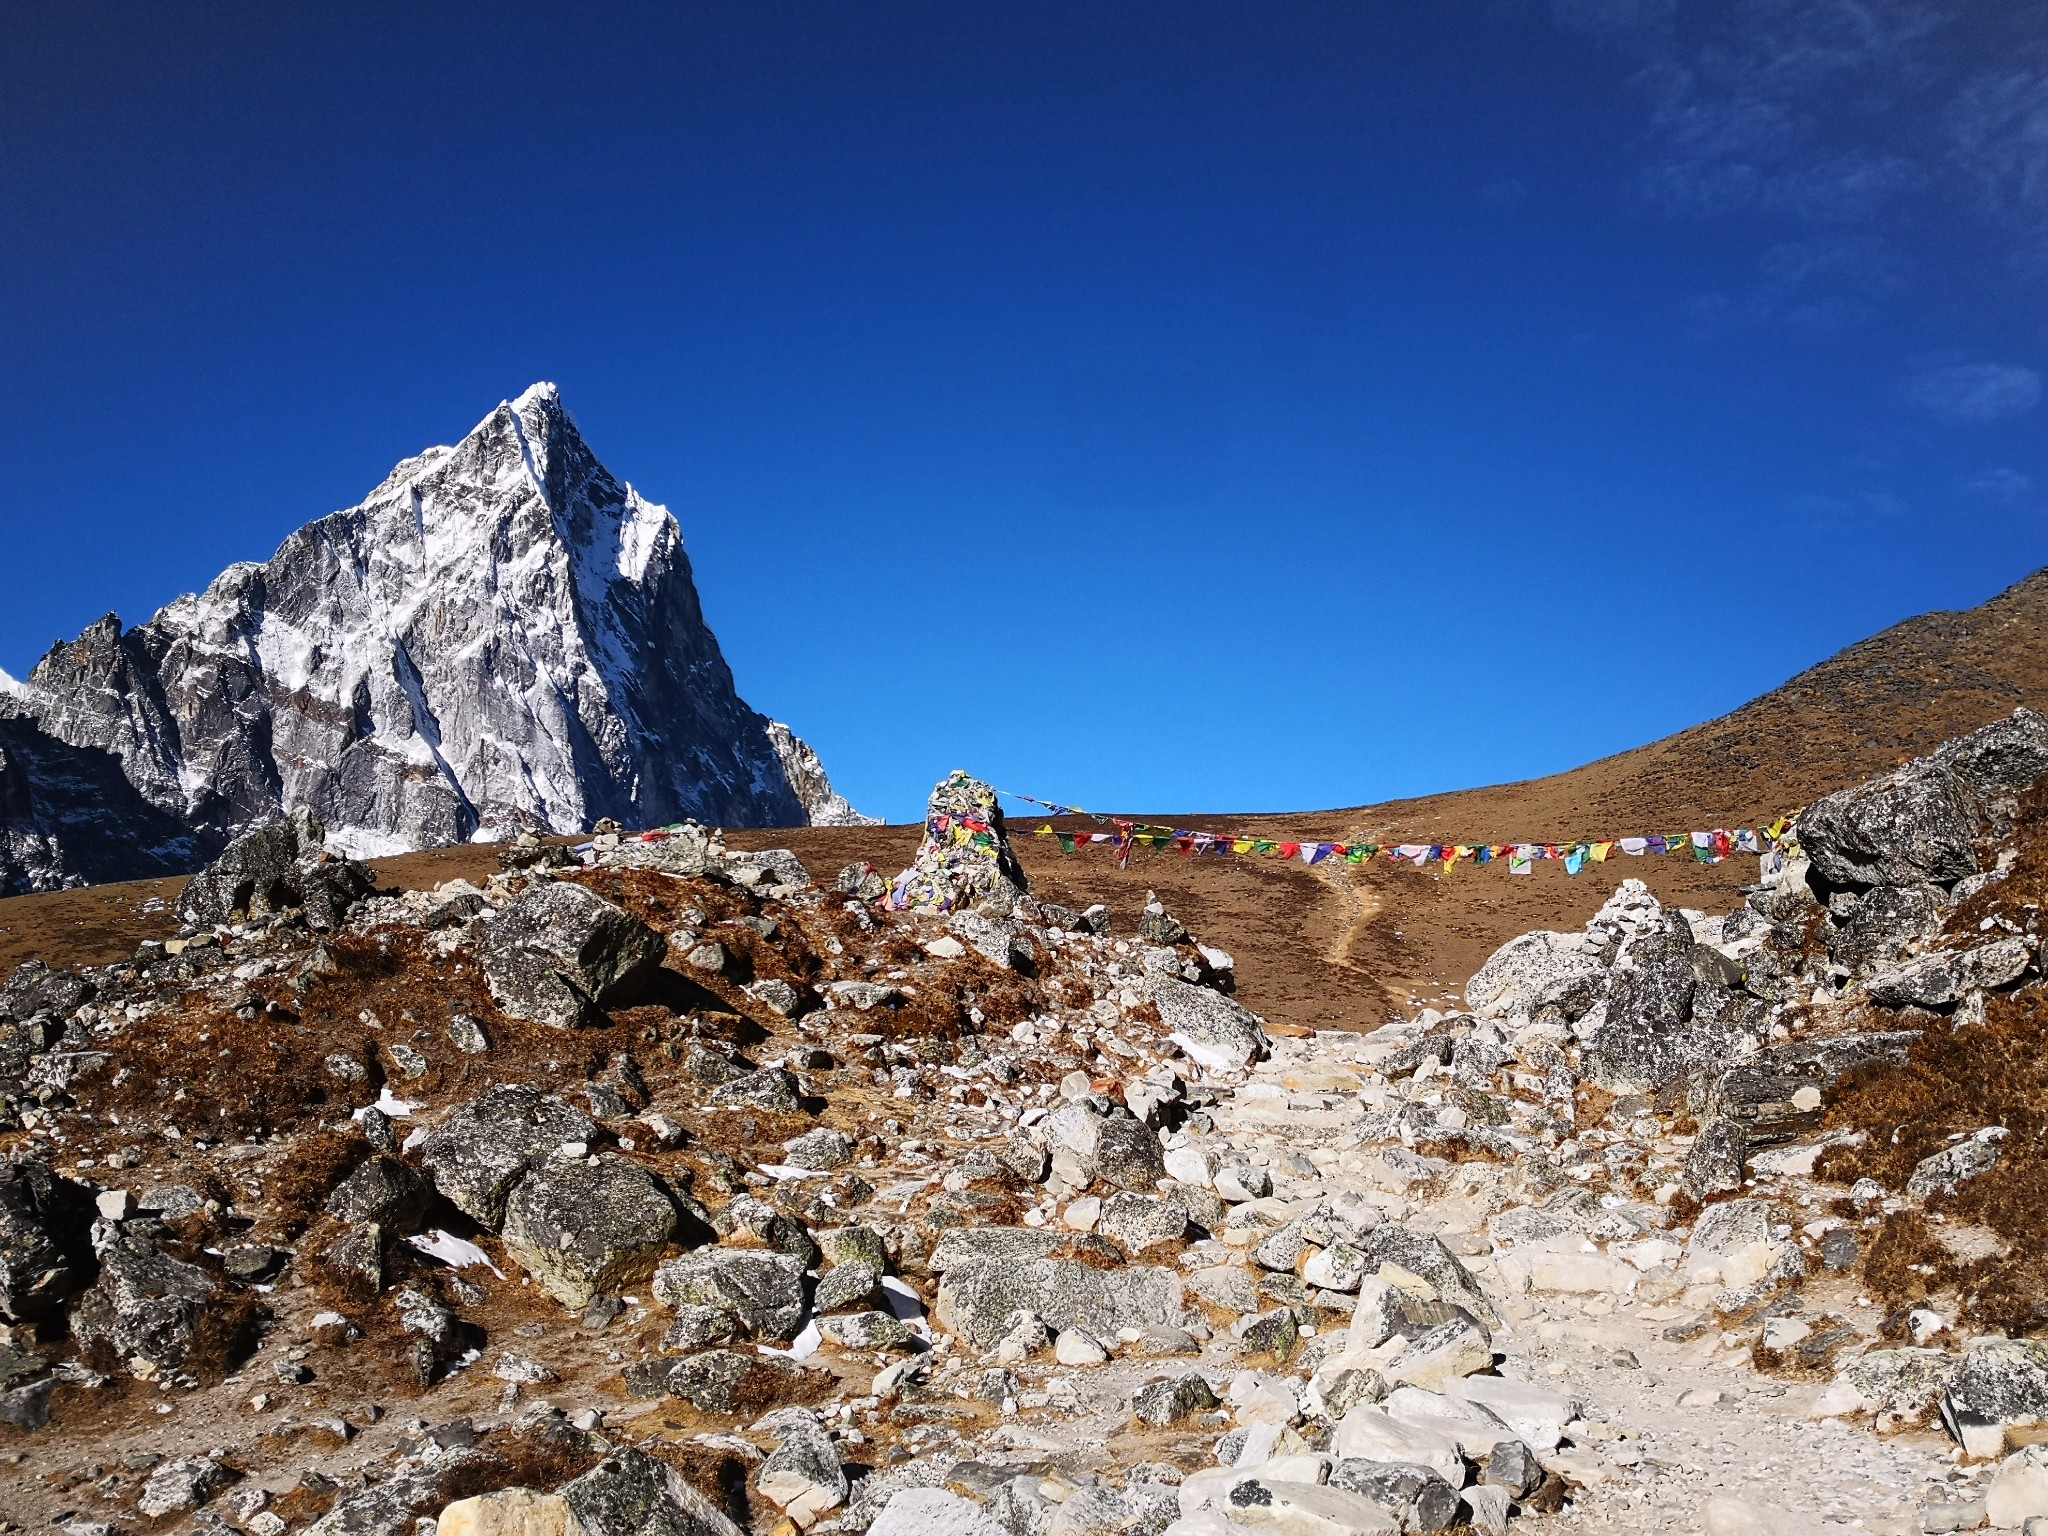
[929,1227,1069,1272]
[652,1249,808,1340]
[1908,1130,2005,1198]
[936,1257,1184,1349]
[1865,954,1958,1010]
[1822,885,1946,975]
[500,1154,679,1308]
[1361,1226,1498,1329]
[0,960,95,1022]
[324,1155,436,1234]
[1698,1031,1920,1146]
[136,1456,232,1519]
[1583,914,1739,1092]
[483,879,667,1028]
[1150,976,1270,1069]
[1093,1115,1167,1192]
[564,1448,745,1536]
[1465,930,1607,1022]
[1097,1192,1188,1254]
[755,1409,849,1526]
[1326,1462,1458,1534]
[1942,1338,2048,1458]
[0,1156,95,1322]
[176,808,376,931]
[1797,761,1982,889]
[304,1453,485,1536]
[648,1349,811,1414]
[69,1227,223,1375]
[418,1086,598,1228]
[1934,708,2048,801]
[1795,713,2048,891]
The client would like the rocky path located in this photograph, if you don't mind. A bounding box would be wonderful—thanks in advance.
[1201,1030,1963,1535]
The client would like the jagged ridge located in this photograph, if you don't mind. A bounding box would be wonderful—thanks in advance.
[0,385,863,892]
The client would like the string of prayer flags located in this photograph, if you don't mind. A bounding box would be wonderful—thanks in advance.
[1006,785,1802,879]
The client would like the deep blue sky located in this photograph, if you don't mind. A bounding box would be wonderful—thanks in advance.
[3,2,2045,823]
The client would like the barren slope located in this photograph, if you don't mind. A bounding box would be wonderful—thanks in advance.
[6,566,2044,1027]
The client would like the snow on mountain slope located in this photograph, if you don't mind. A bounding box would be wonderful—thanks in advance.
[0,384,864,891]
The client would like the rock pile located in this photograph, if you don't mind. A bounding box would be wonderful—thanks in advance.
[10,718,2048,1533]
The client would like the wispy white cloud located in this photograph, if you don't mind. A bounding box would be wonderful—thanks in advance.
[1958,467,2037,501]
[1795,487,1909,521]
[1948,57,2048,267]
[1907,362,2043,421]
[1554,1,2048,261]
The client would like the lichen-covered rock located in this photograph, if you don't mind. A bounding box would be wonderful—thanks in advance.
[1093,1115,1167,1193]
[69,1227,222,1375]
[1583,913,1736,1092]
[755,1408,849,1526]
[483,880,667,1028]
[652,1249,807,1339]
[563,1448,745,1536]
[936,1257,1184,1349]
[813,1259,883,1315]
[0,1155,95,1322]
[1823,1347,1957,1423]
[0,960,95,1022]
[500,1154,678,1308]
[1130,1370,1219,1427]
[136,1456,232,1519]
[1361,1225,1498,1329]
[1908,1130,2005,1198]
[1699,1032,1919,1146]
[653,1348,811,1415]
[1958,936,2035,991]
[929,1227,1068,1271]
[1465,930,1607,1023]
[324,1155,436,1234]
[1822,885,1946,975]
[419,1086,598,1229]
[176,808,377,931]
[1943,1338,2048,1458]
[781,1128,851,1171]
[1150,976,1270,1070]
[707,1067,804,1113]
[888,772,1028,913]
[1934,708,2048,802]
[1797,760,1982,890]
[1096,1192,1187,1254]
[1865,954,1959,1010]
[1385,1316,1494,1391]
[1681,1118,1749,1199]
[1326,1462,1458,1534]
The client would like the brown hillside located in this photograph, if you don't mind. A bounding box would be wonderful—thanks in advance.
[5,566,2045,1032]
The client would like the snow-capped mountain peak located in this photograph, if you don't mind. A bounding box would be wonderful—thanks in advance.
[0,386,869,892]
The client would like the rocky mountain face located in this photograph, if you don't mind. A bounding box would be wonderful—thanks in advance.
[0,384,866,894]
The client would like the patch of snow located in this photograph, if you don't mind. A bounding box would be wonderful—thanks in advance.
[406,1229,504,1276]
[760,1319,823,1361]
[328,826,418,860]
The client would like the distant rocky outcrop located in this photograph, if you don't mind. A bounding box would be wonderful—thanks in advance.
[0,385,864,894]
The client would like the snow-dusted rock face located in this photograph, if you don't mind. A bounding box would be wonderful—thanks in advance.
[0,384,862,892]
